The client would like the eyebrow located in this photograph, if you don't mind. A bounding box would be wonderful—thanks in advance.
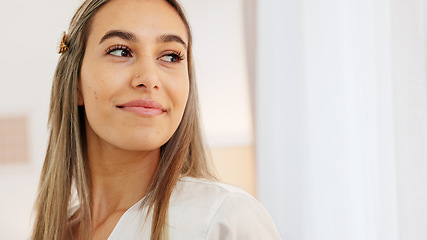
[157,34,187,49]
[99,30,187,49]
[99,30,137,44]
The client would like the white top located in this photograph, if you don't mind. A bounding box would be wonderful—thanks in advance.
[105,177,281,239]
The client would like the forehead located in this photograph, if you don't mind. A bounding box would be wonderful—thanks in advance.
[89,0,188,43]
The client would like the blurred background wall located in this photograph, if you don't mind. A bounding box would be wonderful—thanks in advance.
[0,0,426,239]
[256,0,427,239]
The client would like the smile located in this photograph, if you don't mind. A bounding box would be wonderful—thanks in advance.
[117,99,166,116]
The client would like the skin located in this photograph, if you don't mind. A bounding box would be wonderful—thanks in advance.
[76,0,190,238]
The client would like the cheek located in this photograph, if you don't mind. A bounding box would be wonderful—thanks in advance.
[173,68,190,105]
[80,64,122,105]
[82,83,98,102]
[80,61,99,104]
[173,76,190,114]
[79,64,117,131]
[164,71,189,133]
[179,79,190,105]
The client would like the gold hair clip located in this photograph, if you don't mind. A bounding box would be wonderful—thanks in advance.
[58,31,69,54]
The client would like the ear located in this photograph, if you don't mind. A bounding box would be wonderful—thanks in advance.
[77,80,84,106]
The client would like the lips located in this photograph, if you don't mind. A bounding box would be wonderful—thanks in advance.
[117,100,166,116]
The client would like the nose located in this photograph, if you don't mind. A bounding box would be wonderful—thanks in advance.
[131,56,160,90]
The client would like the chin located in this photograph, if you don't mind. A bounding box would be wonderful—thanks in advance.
[113,134,171,152]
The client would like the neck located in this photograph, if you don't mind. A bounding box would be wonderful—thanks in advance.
[87,137,160,227]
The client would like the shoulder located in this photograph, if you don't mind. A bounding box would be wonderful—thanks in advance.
[174,177,253,203]
[168,177,281,240]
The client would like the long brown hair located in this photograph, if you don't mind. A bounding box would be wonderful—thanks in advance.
[32,0,214,239]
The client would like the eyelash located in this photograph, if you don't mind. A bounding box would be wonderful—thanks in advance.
[105,45,185,63]
[161,51,185,62]
[105,44,132,57]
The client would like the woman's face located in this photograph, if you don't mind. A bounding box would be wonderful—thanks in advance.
[79,0,189,152]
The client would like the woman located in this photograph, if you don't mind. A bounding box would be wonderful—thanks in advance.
[32,0,281,239]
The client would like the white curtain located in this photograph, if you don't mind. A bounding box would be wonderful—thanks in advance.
[181,0,253,148]
[255,0,427,239]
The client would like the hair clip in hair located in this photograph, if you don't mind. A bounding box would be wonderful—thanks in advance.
[58,31,69,54]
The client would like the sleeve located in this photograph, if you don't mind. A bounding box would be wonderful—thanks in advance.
[205,192,282,240]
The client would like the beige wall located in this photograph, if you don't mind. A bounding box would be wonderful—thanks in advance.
[210,146,256,197]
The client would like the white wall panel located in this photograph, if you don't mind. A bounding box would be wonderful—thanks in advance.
[256,0,400,239]
[391,0,427,239]
[179,0,253,147]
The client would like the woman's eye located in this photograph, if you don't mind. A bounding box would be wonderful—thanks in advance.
[109,49,131,57]
[158,53,185,63]
[106,45,132,57]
